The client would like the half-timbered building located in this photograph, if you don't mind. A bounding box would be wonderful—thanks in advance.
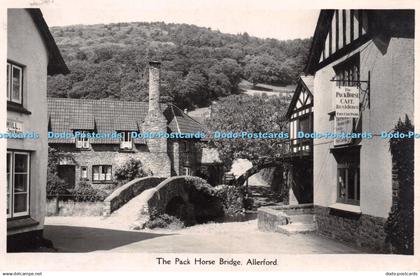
[285,75,314,204]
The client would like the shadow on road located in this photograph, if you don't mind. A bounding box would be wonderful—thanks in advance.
[43,225,172,252]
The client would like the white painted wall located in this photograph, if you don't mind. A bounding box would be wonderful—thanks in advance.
[313,37,414,218]
[7,9,49,234]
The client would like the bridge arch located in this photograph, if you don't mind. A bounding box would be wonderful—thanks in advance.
[234,158,313,204]
[144,176,224,226]
[234,160,284,187]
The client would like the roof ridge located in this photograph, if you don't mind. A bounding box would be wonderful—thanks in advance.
[47,97,150,105]
[170,104,204,126]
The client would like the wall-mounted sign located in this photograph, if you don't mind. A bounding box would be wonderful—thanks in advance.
[7,120,23,133]
[334,86,359,118]
[334,117,353,146]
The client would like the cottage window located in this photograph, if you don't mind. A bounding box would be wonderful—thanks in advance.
[80,166,88,180]
[298,115,311,133]
[183,167,192,176]
[120,131,133,150]
[7,62,23,104]
[92,165,112,182]
[7,151,30,218]
[336,149,360,205]
[75,131,90,149]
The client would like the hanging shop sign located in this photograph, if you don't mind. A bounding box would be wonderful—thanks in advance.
[334,86,359,118]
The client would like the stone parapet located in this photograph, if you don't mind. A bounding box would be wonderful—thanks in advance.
[103,176,166,215]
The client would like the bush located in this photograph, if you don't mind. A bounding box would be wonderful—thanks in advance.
[182,177,224,223]
[46,173,68,197]
[46,147,68,197]
[384,115,414,255]
[114,158,152,183]
[184,177,246,216]
[144,214,185,230]
[71,181,108,202]
[214,185,245,215]
[184,176,217,196]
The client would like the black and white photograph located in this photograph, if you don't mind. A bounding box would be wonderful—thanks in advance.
[1,0,419,273]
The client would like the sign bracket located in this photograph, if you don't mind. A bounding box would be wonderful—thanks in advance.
[330,71,371,109]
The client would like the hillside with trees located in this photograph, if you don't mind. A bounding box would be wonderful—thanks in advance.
[48,22,311,110]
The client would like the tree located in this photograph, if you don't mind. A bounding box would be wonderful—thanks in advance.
[48,22,311,107]
[47,74,72,98]
[114,158,152,183]
[176,71,209,109]
[205,94,289,170]
[384,115,414,254]
[209,58,243,94]
[243,55,282,86]
[207,72,231,98]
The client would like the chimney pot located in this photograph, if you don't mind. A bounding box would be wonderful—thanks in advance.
[149,61,161,68]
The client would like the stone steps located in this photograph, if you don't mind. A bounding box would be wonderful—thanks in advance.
[288,214,314,224]
[276,214,316,235]
[276,221,317,235]
[257,204,316,234]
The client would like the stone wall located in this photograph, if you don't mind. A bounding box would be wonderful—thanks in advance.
[258,204,313,232]
[257,207,289,232]
[147,176,190,216]
[141,176,225,227]
[47,200,105,216]
[168,140,199,176]
[314,205,389,253]
[103,176,166,215]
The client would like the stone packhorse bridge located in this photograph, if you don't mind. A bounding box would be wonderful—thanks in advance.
[104,175,224,229]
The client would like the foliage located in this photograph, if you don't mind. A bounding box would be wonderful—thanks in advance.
[71,181,108,202]
[184,176,218,196]
[206,94,289,169]
[183,177,224,223]
[48,22,311,110]
[214,185,245,215]
[244,54,284,86]
[114,158,152,183]
[144,213,185,229]
[46,147,67,196]
[384,115,414,254]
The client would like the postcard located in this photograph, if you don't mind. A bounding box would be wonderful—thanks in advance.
[0,0,419,274]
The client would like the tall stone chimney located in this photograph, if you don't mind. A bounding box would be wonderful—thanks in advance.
[148,61,162,115]
[142,61,171,177]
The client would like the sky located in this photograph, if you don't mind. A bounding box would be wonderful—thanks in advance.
[37,0,319,40]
